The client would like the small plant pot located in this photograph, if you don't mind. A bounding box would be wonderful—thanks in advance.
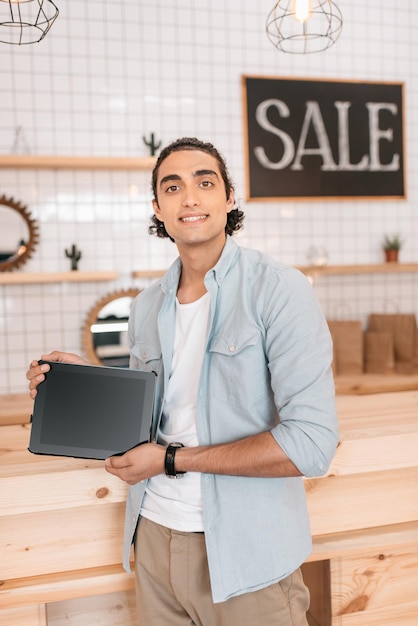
[384,249,399,263]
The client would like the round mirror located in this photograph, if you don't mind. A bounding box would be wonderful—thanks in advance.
[82,288,140,367]
[0,195,39,272]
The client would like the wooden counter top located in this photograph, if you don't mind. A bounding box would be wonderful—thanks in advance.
[1,389,418,625]
[2,373,417,428]
[334,373,418,395]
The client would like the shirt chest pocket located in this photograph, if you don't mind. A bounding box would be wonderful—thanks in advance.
[208,331,268,405]
[209,332,259,358]
[130,340,162,375]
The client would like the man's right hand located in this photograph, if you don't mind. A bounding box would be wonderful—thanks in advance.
[26,351,89,399]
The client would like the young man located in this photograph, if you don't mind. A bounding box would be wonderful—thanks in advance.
[27,137,338,625]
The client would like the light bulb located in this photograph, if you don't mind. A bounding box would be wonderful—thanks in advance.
[293,0,311,23]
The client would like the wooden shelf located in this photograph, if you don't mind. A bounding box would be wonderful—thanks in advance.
[132,269,166,279]
[3,264,417,286]
[0,154,156,171]
[0,271,118,285]
[131,264,418,281]
[296,262,418,277]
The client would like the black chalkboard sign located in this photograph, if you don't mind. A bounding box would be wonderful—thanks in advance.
[242,76,405,200]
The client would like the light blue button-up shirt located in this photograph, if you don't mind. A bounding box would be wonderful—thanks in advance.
[123,236,338,603]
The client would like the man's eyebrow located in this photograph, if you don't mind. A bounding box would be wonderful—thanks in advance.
[159,174,181,188]
[193,169,219,179]
[159,169,219,188]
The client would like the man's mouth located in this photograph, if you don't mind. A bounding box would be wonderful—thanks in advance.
[180,215,208,223]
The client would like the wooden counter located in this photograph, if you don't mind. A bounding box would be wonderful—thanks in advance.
[1,390,417,625]
[334,373,418,395]
[0,393,33,426]
[304,390,418,626]
[2,371,417,429]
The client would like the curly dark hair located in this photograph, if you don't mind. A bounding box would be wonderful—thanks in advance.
[149,137,244,241]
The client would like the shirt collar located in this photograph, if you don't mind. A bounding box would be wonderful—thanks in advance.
[209,235,238,287]
[159,235,239,293]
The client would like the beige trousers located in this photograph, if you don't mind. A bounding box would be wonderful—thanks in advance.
[134,517,310,626]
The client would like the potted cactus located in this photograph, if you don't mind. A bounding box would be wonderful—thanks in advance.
[382,234,402,263]
[65,243,82,270]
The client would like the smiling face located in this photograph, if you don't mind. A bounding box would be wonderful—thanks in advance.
[152,149,235,253]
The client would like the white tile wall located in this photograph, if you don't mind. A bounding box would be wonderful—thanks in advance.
[0,0,417,393]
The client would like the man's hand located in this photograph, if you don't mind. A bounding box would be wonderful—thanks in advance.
[26,351,89,399]
[105,442,166,485]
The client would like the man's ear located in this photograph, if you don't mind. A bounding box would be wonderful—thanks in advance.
[152,198,163,221]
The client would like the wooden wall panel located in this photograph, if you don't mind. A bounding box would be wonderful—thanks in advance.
[0,604,47,626]
[329,431,418,475]
[331,544,418,622]
[1,504,126,579]
[306,467,418,536]
[1,467,128,516]
[338,602,418,626]
[0,424,106,475]
[0,565,134,609]
[308,521,418,562]
[47,590,137,626]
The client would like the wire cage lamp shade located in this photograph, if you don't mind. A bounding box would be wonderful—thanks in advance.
[266,0,343,54]
[0,0,59,45]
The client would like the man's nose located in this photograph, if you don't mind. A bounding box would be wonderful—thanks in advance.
[182,186,200,207]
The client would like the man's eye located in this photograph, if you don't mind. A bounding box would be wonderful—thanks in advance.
[166,185,180,193]
[200,180,213,188]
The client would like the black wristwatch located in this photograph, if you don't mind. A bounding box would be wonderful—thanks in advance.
[165,442,186,479]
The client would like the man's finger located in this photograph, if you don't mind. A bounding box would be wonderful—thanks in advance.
[105,456,131,470]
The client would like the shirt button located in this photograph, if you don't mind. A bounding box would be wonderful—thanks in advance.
[229,345,235,352]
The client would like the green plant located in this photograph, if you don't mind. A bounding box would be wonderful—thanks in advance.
[382,234,403,251]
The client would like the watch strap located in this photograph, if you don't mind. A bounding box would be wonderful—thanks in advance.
[165,442,186,478]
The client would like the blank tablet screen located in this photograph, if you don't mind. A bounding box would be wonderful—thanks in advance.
[29,361,156,460]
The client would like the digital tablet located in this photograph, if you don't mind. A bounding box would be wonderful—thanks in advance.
[29,360,156,460]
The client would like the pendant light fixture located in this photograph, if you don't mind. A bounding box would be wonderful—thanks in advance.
[0,0,59,45]
[266,0,343,54]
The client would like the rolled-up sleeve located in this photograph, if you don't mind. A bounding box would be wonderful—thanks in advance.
[267,268,339,477]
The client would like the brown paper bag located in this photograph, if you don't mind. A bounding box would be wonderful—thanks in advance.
[415,329,418,373]
[368,313,417,374]
[327,320,364,375]
[364,331,395,374]
[331,338,338,377]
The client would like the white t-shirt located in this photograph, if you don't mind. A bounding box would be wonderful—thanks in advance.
[140,292,210,531]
